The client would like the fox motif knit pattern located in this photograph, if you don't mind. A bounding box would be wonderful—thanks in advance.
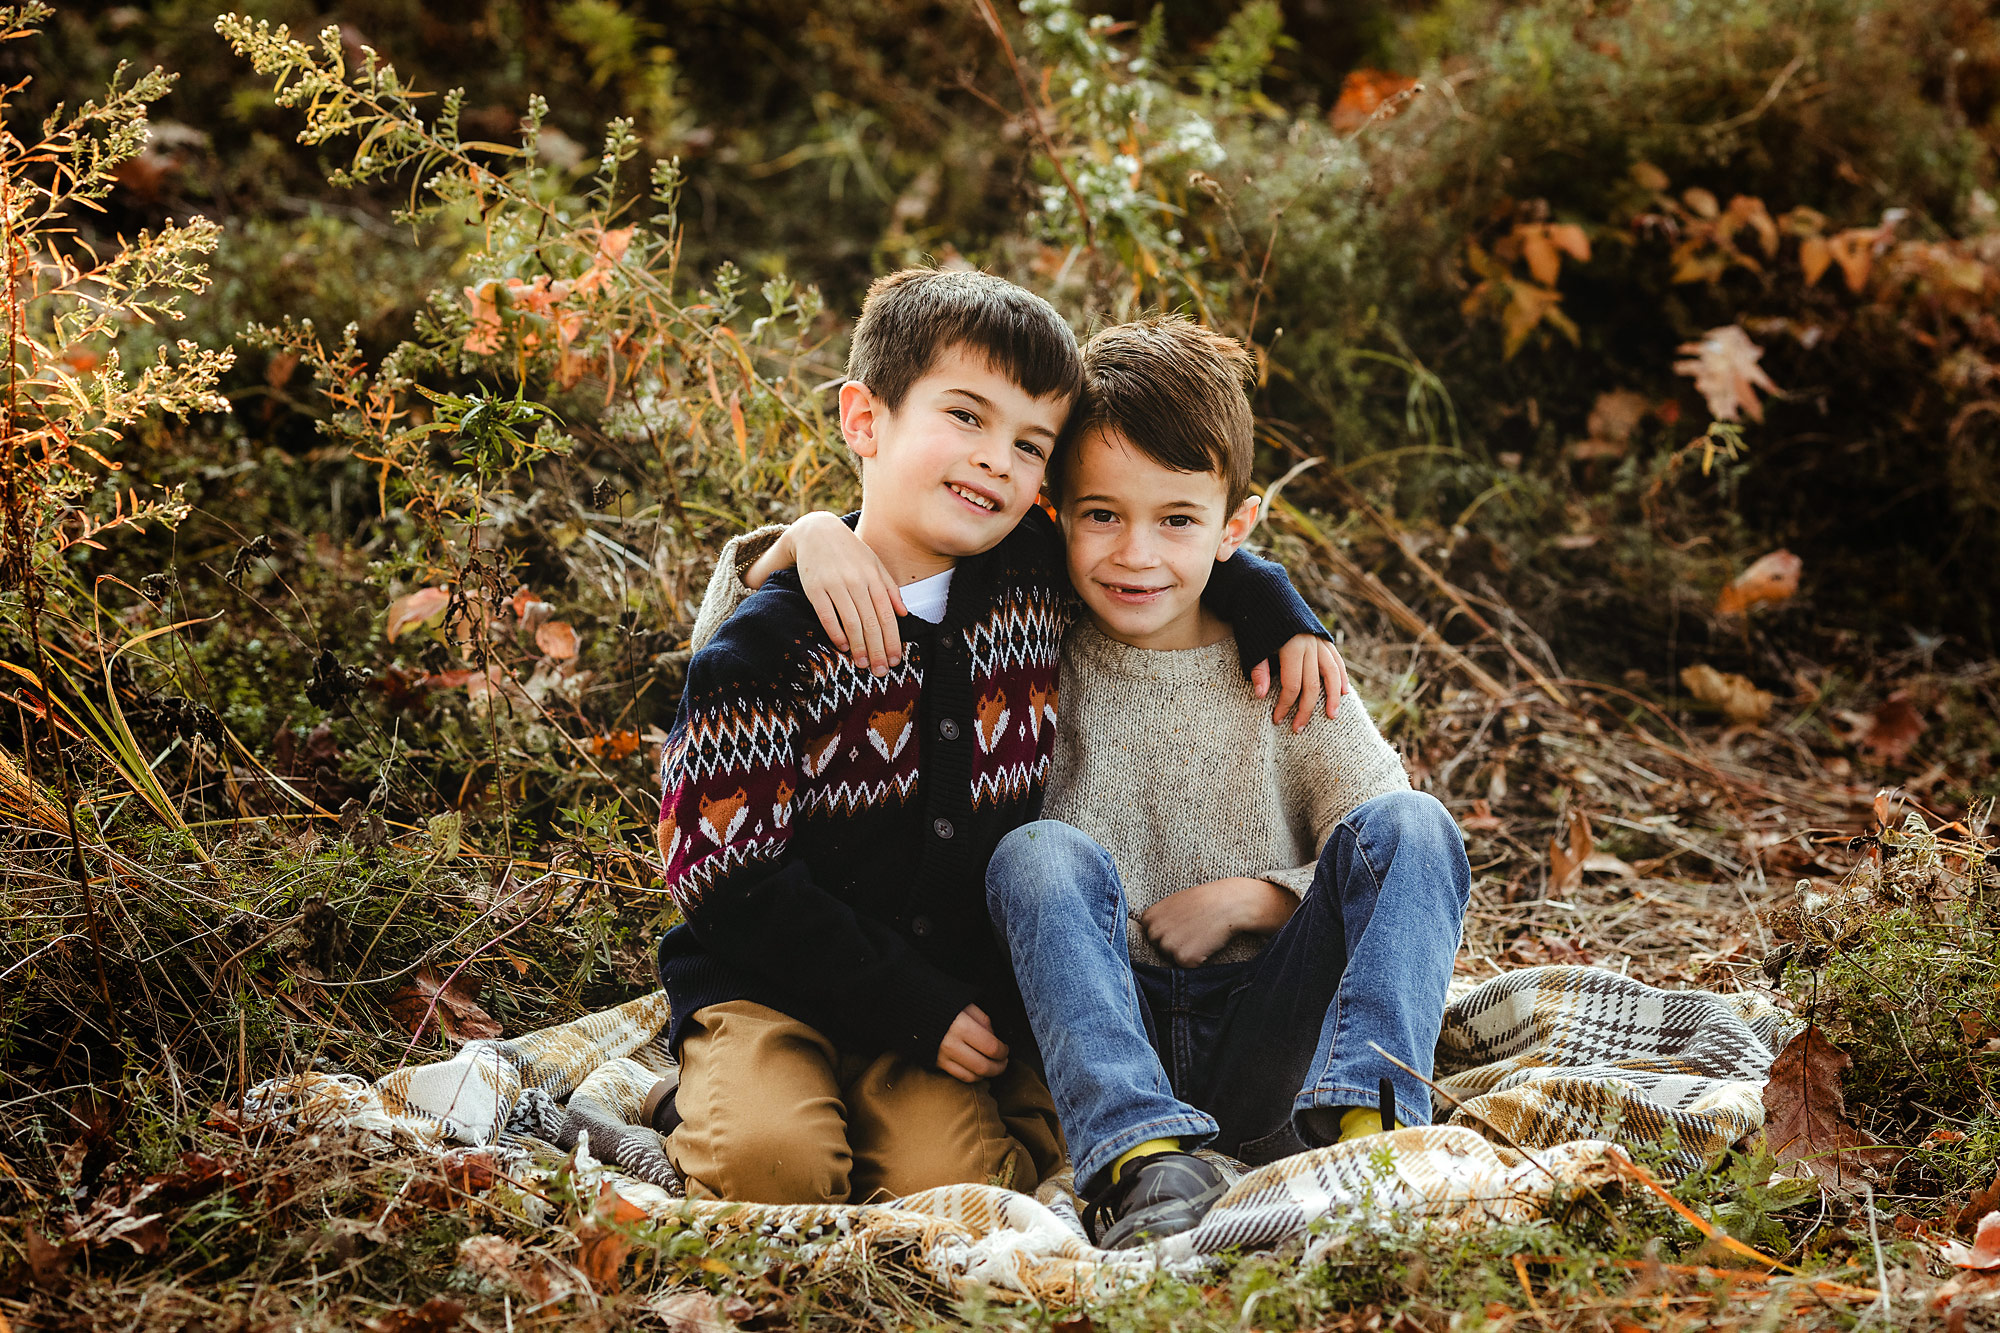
[658,510,1328,1065]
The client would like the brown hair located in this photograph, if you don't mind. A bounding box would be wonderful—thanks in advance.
[845,267,1084,412]
[1059,314,1256,510]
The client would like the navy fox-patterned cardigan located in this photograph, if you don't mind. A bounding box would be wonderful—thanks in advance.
[655,507,1325,1062]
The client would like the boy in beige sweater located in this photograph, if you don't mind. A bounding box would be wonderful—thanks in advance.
[700,316,1468,1249]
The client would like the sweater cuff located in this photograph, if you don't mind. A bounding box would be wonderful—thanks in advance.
[689,524,785,652]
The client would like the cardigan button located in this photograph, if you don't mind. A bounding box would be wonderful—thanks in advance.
[910,914,934,938]
[932,817,955,840]
[938,718,960,741]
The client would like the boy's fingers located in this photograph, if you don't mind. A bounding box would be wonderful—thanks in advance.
[807,588,849,652]
[939,1055,978,1084]
[853,593,889,675]
[1271,642,1304,724]
[869,585,904,665]
[1323,644,1348,713]
[1249,660,1271,699]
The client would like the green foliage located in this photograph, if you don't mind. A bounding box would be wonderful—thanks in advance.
[1780,807,2000,1196]
[0,4,229,620]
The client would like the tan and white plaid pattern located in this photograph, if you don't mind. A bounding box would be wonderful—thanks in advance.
[245,966,1791,1299]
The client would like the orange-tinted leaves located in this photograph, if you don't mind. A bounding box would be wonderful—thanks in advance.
[1681,663,1775,725]
[575,1180,649,1293]
[386,587,450,642]
[1716,550,1802,615]
[535,620,579,660]
[1331,68,1420,133]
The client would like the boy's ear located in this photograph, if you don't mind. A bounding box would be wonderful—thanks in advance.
[839,380,882,459]
[1215,494,1262,561]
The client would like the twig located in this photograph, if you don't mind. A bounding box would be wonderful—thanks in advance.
[970,0,1094,248]
[1861,1183,1891,1326]
[1330,476,1572,707]
[1274,499,1512,701]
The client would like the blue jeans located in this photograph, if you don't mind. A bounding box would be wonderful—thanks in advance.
[985,790,1470,1193]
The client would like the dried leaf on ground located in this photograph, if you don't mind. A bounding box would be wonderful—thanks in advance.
[652,1291,752,1333]
[1717,550,1802,615]
[576,1179,649,1293]
[363,1296,465,1333]
[1762,1025,1903,1192]
[1942,1212,2000,1269]
[387,969,501,1044]
[535,620,578,660]
[385,587,450,642]
[1549,808,1593,895]
[1681,663,1775,725]
[1674,325,1780,423]
[1846,694,1927,762]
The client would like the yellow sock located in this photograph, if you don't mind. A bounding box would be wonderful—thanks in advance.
[1109,1137,1180,1183]
[1338,1107,1393,1141]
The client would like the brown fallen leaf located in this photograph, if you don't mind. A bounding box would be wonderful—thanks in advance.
[1943,1211,2000,1270]
[576,1179,649,1293]
[1674,324,1780,423]
[364,1296,465,1333]
[387,968,502,1045]
[386,586,450,643]
[535,619,579,661]
[1951,1173,2000,1234]
[1716,550,1802,615]
[1548,808,1592,895]
[1856,694,1926,763]
[1761,1025,1903,1193]
[1681,663,1775,725]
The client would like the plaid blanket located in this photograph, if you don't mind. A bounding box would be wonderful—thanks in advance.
[245,966,1795,1299]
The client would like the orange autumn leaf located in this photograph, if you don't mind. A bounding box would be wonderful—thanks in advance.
[1716,549,1802,615]
[1681,663,1775,725]
[386,586,451,642]
[535,620,579,661]
[1330,67,1419,132]
[1800,234,1833,286]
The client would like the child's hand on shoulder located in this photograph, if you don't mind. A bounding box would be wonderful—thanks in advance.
[1251,635,1349,733]
[750,511,907,675]
[1140,877,1299,967]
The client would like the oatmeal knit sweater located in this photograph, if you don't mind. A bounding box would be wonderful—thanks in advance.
[1044,620,1411,966]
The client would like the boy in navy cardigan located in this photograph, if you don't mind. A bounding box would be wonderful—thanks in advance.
[656,269,1338,1204]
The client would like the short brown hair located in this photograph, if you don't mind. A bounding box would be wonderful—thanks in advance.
[1061,314,1256,510]
[846,267,1084,411]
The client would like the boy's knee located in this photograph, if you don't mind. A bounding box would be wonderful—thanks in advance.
[986,820,1111,911]
[693,1125,849,1205]
[1352,789,1458,847]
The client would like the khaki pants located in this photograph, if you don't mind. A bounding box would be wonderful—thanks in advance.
[667,1000,1065,1204]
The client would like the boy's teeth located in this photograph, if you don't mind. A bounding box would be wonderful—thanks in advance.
[950,484,996,510]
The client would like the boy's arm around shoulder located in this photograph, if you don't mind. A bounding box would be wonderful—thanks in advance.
[1263,684,1415,897]
[1201,544,1331,678]
[660,623,978,1060]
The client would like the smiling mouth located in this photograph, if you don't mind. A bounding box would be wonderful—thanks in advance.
[1100,582,1168,602]
[947,482,999,512]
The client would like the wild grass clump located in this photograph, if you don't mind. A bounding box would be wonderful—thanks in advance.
[1778,804,2000,1198]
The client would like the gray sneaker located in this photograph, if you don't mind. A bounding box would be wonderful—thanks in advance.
[1083,1151,1230,1250]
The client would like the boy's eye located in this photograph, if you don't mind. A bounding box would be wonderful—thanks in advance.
[1083,509,1117,524]
[1163,514,1196,529]
[1014,439,1045,460]
[948,408,979,426]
